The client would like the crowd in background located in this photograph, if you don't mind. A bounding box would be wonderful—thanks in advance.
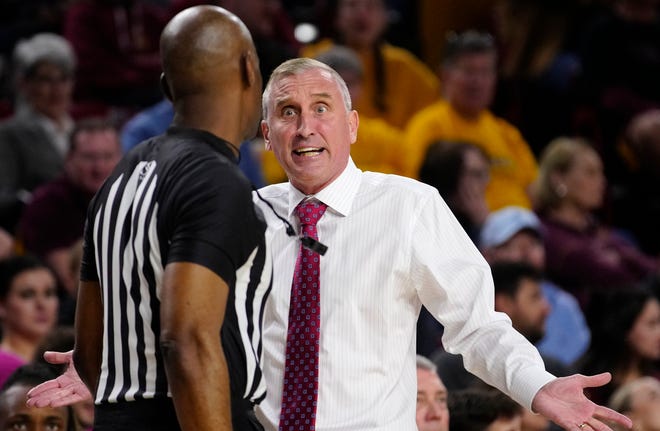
[0,0,659,430]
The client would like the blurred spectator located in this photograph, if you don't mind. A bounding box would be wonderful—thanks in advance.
[416,355,449,431]
[417,0,495,70]
[0,350,23,389]
[577,0,660,176]
[416,144,491,357]
[608,376,660,431]
[419,140,490,242]
[0,256,58,362]
[0,33,75,232]
[57,239,83,326]
[405,30,538,210]
[33,326,75,375]
[611,109,660,256]
[533,136,660,305]
[431,261,571,392]
[301,0,440,129]
[479,206,590,367]
[17,119,121,304]
[0,0,70,111]
[63,0,168,111]
[0,363,74,431]
[577,288,660,405]
[120,98,173,153]
[448,387,523,431]
[492,263,549,353]
[492,0,584,155]
[489,262,572,386]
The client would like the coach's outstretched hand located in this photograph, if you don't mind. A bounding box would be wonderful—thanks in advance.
[532,373,632,431]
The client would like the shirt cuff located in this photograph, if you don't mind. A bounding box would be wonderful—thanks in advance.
[510,366,557,411]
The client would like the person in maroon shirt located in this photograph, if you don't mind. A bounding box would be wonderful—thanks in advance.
[63,0,168,109]
[533,136,659,307]
[17,119,121,310]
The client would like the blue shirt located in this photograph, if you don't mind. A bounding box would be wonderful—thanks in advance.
[536,280,590,366]
[121,99,266,187]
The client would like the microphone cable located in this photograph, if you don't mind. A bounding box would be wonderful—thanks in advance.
[252,186,328,256]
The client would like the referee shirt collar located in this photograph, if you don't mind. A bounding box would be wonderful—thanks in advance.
[287,157,361,218]
[166,126,240,164]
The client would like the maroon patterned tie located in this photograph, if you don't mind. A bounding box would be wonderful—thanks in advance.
[279,199,328,431]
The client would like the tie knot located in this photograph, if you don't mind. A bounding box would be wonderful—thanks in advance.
[295,200,327,227]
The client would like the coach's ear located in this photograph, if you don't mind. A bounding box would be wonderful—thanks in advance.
[262,120,272,151]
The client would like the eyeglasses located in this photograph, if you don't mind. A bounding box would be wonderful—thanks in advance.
[30,73,73,86]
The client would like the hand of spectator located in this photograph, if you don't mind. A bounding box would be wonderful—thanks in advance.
[26,350,92,407]
[531,373,632,431]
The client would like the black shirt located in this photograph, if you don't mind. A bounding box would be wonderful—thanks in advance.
[81,127,272,410]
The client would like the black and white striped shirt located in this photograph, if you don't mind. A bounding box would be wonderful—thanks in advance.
[80,127,272,406]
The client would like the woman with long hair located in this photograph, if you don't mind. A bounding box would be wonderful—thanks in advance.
[301,0,440,130]
[577,288,660,405]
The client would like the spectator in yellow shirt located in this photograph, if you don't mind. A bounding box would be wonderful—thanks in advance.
[405,31,538,210]
[300,0,439,130]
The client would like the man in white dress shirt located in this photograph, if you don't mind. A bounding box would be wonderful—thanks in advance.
[25,57,632,431]
[252,57,630,431]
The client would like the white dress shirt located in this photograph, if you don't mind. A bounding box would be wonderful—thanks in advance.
[254,159,555,431]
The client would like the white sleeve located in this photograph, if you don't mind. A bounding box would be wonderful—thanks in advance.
[409,189,556,409]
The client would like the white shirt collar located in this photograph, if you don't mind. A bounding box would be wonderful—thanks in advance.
[286,157,362,218]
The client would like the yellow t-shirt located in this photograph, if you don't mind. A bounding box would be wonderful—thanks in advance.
[301,40,440,130]
[404,100,538,210]
[350,116,405,175]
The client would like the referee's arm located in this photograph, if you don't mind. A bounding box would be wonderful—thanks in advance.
[160,261,233,430]
[73,280,103,394]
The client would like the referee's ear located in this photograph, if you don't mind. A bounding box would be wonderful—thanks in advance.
[160,73,173,102]
[240,50,259,90]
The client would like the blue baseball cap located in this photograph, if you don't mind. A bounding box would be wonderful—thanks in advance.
[479,206,541,249]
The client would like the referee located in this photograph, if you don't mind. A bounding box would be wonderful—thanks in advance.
[73,6,270,430]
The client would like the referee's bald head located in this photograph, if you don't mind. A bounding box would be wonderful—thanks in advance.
[160,5,258,100]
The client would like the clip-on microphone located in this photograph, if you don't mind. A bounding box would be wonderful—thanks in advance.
[300,236,328,256]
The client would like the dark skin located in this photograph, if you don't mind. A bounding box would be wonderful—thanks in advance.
[72,5,263,431]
